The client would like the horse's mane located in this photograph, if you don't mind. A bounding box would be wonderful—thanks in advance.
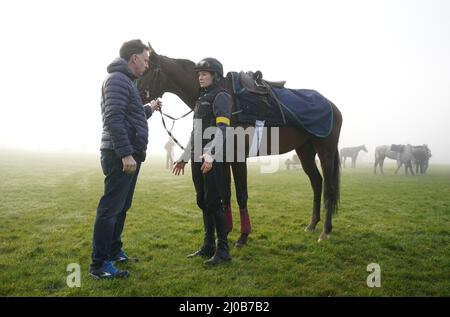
[174,58,195,71]
[160,55,195,72]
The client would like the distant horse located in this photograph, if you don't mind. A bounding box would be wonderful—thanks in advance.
[137,44,343,242]
[411,145,431,174]
[374,144,414,175]
[285,154,302,170]
[340,145,367,168]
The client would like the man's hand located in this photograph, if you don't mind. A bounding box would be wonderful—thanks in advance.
[172,160,187,176]
[150,98,162,113]
[200,153,213,174]
[122,155,137,174]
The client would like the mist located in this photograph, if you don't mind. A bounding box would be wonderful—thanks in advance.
[1,0,449,163]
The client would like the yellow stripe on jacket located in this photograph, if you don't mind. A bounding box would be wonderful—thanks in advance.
[216,116,230,126]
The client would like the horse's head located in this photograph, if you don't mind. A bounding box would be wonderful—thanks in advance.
[362,145,368,152]
[137,43,167,104]
[136,45,201,109]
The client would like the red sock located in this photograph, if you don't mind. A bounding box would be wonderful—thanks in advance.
[224,204,233,233]
[239,208,251,234]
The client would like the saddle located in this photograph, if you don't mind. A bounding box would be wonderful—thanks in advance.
[238,71,286,95]
[227,71,334,136]
[391,144,405,152]
[228,70,288,126]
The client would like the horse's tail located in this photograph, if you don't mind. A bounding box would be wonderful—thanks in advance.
[330,150,341,215]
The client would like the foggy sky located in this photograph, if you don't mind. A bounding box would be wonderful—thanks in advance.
[0,0,449,163]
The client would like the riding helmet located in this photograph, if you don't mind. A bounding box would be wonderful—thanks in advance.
[194,57,224,77]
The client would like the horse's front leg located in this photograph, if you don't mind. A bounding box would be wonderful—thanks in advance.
[222,162,233,233]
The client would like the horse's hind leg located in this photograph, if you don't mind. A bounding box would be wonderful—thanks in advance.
[316,148,340,242]
[407,161,414,176]
[231,161,251,247]
[296,142,322,232]
[395,162,403,174]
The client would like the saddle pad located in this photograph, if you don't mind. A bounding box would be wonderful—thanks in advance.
[272,88,333,138]
[229,72,333,137]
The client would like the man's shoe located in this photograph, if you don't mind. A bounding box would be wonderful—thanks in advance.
[203,253,231,266]
[110,250,129,263]
[187,246,216,258]
[89,261,129,279]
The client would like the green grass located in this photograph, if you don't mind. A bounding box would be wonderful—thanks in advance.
[0,150,449,296]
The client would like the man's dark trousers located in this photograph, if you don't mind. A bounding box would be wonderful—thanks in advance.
[91,150,141,269]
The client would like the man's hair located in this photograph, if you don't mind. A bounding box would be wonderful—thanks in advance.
[119,39,149,62]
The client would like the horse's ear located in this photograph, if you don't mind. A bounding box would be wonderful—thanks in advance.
[147,42,157,56]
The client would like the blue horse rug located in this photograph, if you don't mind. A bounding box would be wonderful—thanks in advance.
[228,72,333,138]
[272,88,333,138]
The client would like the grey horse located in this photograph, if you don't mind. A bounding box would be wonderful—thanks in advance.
[340,145,367,168]
[374,144,415,175]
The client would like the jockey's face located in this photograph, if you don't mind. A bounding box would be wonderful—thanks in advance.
[198,71,213,88]
[129,50,150,77]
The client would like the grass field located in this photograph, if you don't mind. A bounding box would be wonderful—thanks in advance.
[0,150,449,296]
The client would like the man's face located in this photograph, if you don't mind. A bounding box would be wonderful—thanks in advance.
[131,50,150,77]
[198,71,213,88]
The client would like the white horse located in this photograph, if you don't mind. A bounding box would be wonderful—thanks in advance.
[374,144,415,175]
[340,145,367,168]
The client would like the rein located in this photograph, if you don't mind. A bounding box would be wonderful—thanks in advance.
[157,108,192,151]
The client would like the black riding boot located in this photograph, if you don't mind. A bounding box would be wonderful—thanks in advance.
[187,210,216,258]
[204,209,231,265]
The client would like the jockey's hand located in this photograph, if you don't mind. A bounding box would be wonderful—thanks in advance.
[172,160,186,176]
[122,155,137,174]
[200,153,213,174]
[150,98,162,113]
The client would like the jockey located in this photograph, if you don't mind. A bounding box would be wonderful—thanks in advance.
[172,57,233,265]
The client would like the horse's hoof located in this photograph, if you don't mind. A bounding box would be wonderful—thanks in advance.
[304,225,316,233]
[317,232,330,242]
[235,233,248,248]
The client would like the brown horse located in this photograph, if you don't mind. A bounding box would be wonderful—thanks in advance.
[137,44,343,242]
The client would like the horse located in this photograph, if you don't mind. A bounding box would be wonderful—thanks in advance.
[340,145,367,168]
[374,145,397,174]
[411,145,431,174]
[374,144,415,175]
[393,144,415,175]
[285,154,302,170]
[137,44,343,242]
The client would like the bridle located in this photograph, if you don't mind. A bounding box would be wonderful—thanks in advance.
[142,55,192,151]
[143,59,164,100]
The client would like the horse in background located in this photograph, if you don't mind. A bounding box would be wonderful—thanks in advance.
[340,145,367,168]
[374,144,415,175]
[412,145,431,174]
[137,44,343,242]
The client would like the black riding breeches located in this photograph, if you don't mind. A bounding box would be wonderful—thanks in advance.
[191,161,226,214]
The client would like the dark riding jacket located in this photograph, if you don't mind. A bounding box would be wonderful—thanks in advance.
[100,58,153,161]
[180,83,232,162]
